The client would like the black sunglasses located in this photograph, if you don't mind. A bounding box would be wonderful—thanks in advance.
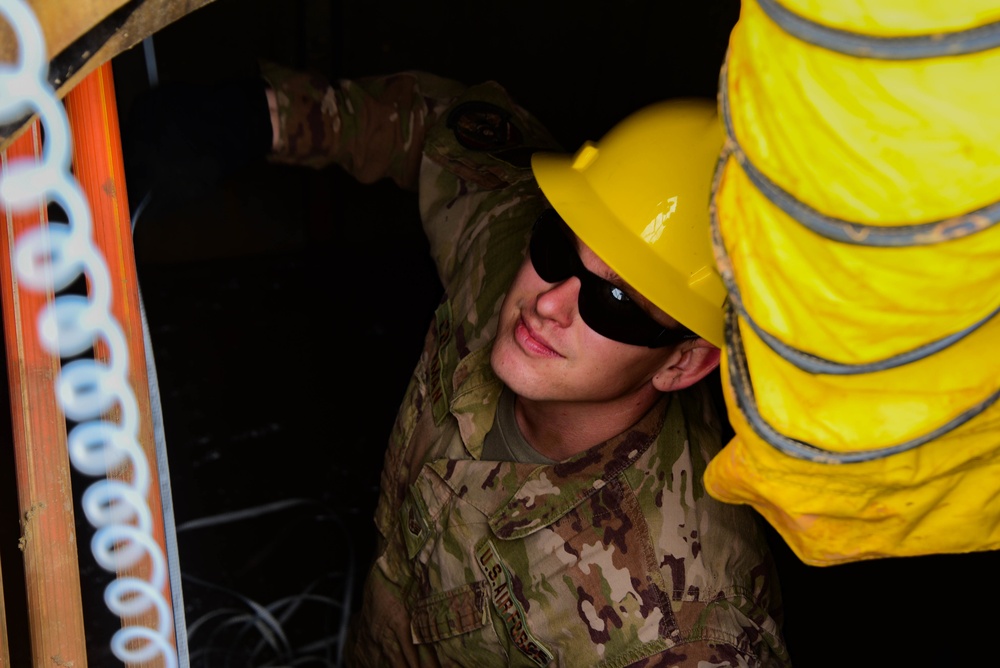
[528,209,697,348]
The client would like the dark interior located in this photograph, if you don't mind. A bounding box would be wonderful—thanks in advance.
[1,1,997,666]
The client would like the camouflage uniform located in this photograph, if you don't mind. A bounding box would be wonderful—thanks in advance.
[262,61,791,668]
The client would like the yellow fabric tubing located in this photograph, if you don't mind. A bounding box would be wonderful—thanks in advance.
[704,0,1000,565]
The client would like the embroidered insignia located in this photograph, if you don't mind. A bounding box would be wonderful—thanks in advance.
[399,493,429,560]
[476,539,553,667]
[447,101,524,151]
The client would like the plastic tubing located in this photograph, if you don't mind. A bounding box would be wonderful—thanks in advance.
[0,1,177,665]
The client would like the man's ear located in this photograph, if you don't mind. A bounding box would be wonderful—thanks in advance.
[651,339,721,392]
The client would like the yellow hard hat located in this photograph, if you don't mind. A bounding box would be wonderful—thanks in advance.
[531,98,727,348]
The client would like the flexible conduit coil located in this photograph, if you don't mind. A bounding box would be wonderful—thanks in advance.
[703,0,1000,566]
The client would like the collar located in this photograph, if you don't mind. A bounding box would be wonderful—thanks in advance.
[428,394,672,539]
[449,345,504,459]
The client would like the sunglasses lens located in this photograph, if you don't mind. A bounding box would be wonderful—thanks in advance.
[529,211,578,283]
[529,210,688,347]
[578,277,665,346]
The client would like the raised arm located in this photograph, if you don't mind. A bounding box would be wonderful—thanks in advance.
[260,61,467,190]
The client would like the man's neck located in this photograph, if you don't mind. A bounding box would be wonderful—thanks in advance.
[512,386,663,461]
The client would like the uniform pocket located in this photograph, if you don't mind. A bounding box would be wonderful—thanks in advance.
[410,580,490,643]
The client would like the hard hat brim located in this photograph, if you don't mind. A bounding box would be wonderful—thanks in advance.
[531,148,726,348]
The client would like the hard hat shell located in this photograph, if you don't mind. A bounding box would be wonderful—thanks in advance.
[530,98,727,348]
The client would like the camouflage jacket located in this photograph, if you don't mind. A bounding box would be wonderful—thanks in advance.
[263,62,791,668]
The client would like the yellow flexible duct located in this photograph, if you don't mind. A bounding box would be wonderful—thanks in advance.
[704,0,1000,565]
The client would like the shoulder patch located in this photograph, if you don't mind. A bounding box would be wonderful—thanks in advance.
[447,101,524,151]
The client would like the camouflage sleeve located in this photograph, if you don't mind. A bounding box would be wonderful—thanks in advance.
[259,60,468,189]
[624,640,759,668]
[416,82,562,293]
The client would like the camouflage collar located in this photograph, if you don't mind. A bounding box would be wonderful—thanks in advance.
[449,346,505,459]
[428,394,672,539]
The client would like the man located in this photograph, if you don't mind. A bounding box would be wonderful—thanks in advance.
[260,62,789,667]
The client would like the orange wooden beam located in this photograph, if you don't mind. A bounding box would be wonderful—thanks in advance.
[1,121,89,666]
[63,61,179,667]
[1,60,180,666]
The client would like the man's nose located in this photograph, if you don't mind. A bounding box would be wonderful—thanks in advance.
[535,276,580,327]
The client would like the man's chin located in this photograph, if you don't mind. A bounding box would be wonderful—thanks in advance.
[490,334,534,394]
[489,335,515,387]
